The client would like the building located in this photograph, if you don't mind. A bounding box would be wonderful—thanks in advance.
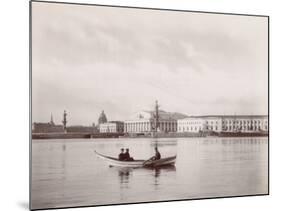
[32,122,64,133]
[32,114,64,133]
[177,115,268,133]
[124,110,186,133]
[220,115,268,132]
[204,116,223,132]
[177,117,206,133]
[99,121,124,133]
[66,125,96,133]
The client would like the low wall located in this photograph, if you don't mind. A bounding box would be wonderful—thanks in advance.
[32,131,268,140]
[32,132,125,139]
[32,133,91,139]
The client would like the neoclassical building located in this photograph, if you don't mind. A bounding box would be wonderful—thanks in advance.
[220,115,268,132]
[177,117,206,133]
[124,110,186,133]
[177,115,268,133]
[99,121,124,133]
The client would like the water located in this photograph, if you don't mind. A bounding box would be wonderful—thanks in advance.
[31,137,268,210]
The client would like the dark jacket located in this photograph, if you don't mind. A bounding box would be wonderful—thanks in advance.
[119,153,125,161]
[124,152,130,161]
[155,151,161,160]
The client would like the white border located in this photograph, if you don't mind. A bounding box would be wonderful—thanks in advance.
[0,0,279,211]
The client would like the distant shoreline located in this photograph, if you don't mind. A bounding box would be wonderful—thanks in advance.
[32,132,268,140]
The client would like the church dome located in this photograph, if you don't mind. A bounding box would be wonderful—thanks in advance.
[98,110,107,124]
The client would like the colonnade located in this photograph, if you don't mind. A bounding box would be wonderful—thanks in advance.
[124,121,177,133]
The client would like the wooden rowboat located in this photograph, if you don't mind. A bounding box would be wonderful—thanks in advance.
[94,151,176,168]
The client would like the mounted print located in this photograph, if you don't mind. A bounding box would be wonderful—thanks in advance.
[30,1,269,210]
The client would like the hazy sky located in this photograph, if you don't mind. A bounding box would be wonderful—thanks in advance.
[32,2,268,125]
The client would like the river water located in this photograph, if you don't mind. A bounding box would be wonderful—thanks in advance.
[31,137,268,210]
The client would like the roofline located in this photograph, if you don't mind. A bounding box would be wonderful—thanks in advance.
[180,115,268,119]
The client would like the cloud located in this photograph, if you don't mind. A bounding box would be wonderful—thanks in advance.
[32,2,268,124]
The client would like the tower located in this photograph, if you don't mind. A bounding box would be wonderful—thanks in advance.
[62,110,67,133]
[154,100,160,132]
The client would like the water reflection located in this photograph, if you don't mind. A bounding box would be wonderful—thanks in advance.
[150,139,178,148]
[117,167,132,189]
[31,137,268,210]
[151,165,176,177]
[152,166,176,189]
[115,165,176,190]
[62,143,66,152]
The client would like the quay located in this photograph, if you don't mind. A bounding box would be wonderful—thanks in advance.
[32,131,268,140]
[32,132,125,139]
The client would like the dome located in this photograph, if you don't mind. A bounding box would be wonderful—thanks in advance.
[98,110,107,124]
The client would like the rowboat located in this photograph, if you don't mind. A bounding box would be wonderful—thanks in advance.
[94,151,176,168]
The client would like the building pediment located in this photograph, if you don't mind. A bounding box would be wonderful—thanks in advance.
[126,110,187,121]
[128,111,153,120]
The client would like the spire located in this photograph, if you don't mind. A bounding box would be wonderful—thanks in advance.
[50,113,54,125]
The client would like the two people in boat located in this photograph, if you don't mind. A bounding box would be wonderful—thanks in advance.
[118,147,161,161]
[119,148,134,161]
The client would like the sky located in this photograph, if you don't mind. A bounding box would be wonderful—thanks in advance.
[32,2,268,125]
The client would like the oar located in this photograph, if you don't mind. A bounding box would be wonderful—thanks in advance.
[143,157,153,166]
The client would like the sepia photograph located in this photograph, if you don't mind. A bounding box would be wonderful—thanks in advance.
[30,1,269,210]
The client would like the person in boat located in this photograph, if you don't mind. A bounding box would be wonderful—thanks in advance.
[124,148,134,161]
[118,148,125,161]
[143,147,162,166]
[151,147,161,160]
